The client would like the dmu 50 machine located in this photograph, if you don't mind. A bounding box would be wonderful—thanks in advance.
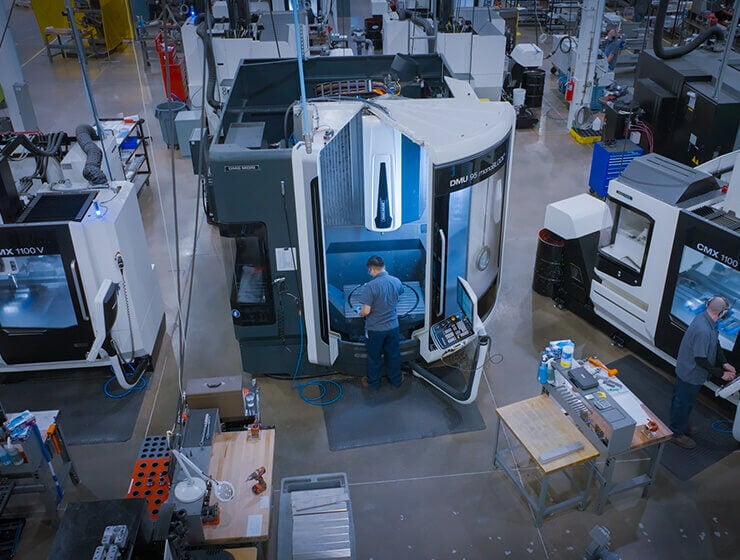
[207,56,515,403]
[542,151,740,438]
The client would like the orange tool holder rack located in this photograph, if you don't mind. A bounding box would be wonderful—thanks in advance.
[125,435,171,520]
[154,31,188,103]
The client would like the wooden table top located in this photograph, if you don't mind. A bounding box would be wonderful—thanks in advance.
[225,548,258,560]
[629,403,673,450]
[203,429,275,544]
[496,395,599,474]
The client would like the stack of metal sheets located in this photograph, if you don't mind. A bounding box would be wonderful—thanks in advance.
[291,487,352,559]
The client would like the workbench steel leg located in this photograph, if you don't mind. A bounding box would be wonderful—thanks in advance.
[535,474,550,527]
[642,442,665,499]
[596,457,617,514]
[577,461,595,511]
[492,418,502,469]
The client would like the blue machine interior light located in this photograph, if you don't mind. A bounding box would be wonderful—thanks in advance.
[94,201,102,217]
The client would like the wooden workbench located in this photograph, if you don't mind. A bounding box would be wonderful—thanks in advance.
[496,395,600,473]
[545,359,674,514]
[204,429,275,545]
[225,548,258,560]
[493,395,599,526]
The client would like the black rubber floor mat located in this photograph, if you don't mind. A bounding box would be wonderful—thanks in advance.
[322,376,486,451]
[0,369,148,445]
[609,355,737,481]
[0,518,24,560]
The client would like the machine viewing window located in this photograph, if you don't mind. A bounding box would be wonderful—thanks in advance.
[0,255,77,329]
[597,202,653,285]
[670,245,739,349]
[231,223,275,326]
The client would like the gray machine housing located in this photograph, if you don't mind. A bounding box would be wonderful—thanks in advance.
[165,408,220,545]
[208,55,453,375]
[547,364,636,457]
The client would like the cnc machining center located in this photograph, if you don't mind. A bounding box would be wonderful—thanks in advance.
[207,55,515,403]
[542,151,740,437]
[0,130,164,381]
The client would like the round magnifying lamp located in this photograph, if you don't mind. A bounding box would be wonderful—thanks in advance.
[170,449,235,503]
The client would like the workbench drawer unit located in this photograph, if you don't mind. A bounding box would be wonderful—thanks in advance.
[278,473,355,560]
[588,140,643,198]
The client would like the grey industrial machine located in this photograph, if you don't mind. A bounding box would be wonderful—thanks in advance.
[206,54,515,403]
[546,363,636,457]
[633,48,740,167]
[165,408,222,546]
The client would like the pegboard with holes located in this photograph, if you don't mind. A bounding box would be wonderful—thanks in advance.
[125,458,170,520]
[138,435,169,459]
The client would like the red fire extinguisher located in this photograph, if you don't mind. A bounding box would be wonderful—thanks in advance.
[565,78,574,102]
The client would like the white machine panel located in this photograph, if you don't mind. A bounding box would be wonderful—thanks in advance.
[371,0,388,14]
[78,182,164,358]
[382,14,429,55]
[362,117,403,232]
[511,43,543,68]
[545,193,612,240]
[470,34,506,100]
[550,35,576,73]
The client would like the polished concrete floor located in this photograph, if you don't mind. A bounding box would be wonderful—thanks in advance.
[2,7,739,560]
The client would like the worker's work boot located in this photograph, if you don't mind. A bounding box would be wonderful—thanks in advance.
[671,434,697,449]
[361,376,379,390]
[685,425,700,436]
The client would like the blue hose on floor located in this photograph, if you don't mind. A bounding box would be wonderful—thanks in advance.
[292,311,343,406]
[710,419,734,434]
[103,362,147,399]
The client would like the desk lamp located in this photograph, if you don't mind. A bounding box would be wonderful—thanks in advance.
[170,449,235,503]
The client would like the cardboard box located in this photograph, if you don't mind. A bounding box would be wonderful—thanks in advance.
[186,376,244,419]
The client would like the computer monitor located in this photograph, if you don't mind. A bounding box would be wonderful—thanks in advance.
[456,276,478,324]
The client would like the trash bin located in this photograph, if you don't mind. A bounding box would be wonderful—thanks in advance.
[155,100,186,148]
[532,228,565,298]
[523,68,546,109]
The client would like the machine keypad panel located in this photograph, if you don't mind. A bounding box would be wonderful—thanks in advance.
[430,313,474,350]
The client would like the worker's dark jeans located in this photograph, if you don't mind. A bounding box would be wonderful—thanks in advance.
[669,377,702,435]
[366,327,402,388]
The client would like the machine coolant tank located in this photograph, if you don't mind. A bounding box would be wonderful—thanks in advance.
[363,116,402,231]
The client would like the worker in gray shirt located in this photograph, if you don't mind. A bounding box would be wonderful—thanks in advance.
[357,256,405,390]
[670,296,736,449]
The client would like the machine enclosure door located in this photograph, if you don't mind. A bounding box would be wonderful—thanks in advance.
[0,223,94,364]
[431,141,509,328]
[656,210,739,365]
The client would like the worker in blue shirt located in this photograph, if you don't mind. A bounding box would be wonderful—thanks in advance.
[601,28,623,71]
[670,296,736,449]
[357,256,405,390]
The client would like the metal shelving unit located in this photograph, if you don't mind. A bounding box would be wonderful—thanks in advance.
[99,118,152,194]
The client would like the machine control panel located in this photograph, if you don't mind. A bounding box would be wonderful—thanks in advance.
[430,313,474,351]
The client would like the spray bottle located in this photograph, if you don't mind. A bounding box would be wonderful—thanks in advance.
[0,444,10,466]
[538,358,549,384]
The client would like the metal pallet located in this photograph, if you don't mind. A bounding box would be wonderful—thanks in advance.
[279,473,355,560]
